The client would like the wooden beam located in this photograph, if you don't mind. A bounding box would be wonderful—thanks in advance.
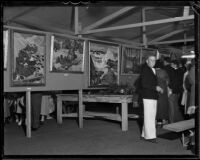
[149,38,194,45]
[146,24,172,36]
[11,19,74,35]
[110,38,142,46]
[81,15,194,34]
[130,24,172,41]
[4,7,38,24]
[148,29,187,44]
[82,7,135,32]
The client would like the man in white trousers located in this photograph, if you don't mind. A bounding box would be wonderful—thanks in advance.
[140,55,163,143]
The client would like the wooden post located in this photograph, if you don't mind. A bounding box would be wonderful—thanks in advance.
[142,8,147,48]
[75,7,79,35]
[78,89,83,128]
[26,90,31,138]
[121,102,128,131]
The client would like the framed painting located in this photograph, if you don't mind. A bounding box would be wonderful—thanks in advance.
[11,30,46,86]
[141,48,157,64]
[89,41,120,87]
[121,46,141,75]
[50,35,85,73]
[4,29,9,70]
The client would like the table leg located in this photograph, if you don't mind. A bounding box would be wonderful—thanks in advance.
[121,102,128,131]
[78,89,83,128]
[57,97,62,124]
[26,91,31,138]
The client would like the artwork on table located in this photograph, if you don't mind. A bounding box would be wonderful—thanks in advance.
[11,30,45,86]
[121,46,141,75]
[4,29,9,70]
[50,35,85,73]
[89,41,120,87]
[141,48,157,64]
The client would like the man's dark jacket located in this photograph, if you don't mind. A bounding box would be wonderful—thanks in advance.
[140,63,159,100]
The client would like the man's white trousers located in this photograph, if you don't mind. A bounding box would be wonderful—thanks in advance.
[141,99,157,139]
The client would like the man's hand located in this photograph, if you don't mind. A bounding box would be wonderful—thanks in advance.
[156,86,163,93]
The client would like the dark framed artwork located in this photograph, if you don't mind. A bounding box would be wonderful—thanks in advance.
[4,29,9,70]
[141,48,157,64]
[50,35,85,73]
[11,30,46,86]
[121,46,141,75]
[89,41,120,87]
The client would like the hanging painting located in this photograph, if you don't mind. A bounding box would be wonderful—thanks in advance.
[4,29,8,70]
[50,35,85,73]
[89,41,120,87]
[11,30,45,86]
[121,46,141,75]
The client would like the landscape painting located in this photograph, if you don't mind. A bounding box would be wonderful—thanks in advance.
[50,35,85,73]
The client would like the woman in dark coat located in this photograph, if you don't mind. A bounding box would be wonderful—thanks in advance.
[155,60,170,125]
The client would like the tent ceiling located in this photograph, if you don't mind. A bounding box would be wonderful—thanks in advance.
[3,4,195,56]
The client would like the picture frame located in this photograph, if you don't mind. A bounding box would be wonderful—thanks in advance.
[121,46,141,75]
[141,48,157,64]
[11,30,46,86]
[4,29,9,70]
[50,35,85,73]
[89,41,120,87]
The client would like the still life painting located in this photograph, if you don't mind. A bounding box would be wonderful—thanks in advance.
[11,30,45,86]
[50,35,85,73]
[89,41,119,87]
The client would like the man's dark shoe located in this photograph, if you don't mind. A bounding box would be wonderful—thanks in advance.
[140,136,145,140]
[31,126,40,131]
[40,121,44,125]
[141,138,157,143]
[145,138,157,143]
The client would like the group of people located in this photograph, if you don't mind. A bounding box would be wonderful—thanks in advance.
[4,92,55,131]
[138,54,195,143]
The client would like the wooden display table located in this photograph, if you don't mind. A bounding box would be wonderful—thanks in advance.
[56,93,138,131]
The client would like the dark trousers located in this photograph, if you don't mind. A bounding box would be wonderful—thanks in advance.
[31,93,42,128]
[168,94,184,123]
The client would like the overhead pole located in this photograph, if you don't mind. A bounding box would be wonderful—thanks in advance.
[142,8,147,48]
[75,7,79,35]
[182,6,190,54]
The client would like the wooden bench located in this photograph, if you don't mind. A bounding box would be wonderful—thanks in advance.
[163,118,195,147]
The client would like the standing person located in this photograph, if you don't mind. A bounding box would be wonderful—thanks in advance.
[181,63,192,114]
[187,59,195,112]
[163,57,173,80]
[140,55,163,143]
[168,60,184,123]
[40,95,55,123]
[177,59,186,109]
[155,60,170,126]
[31,92,42,131]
